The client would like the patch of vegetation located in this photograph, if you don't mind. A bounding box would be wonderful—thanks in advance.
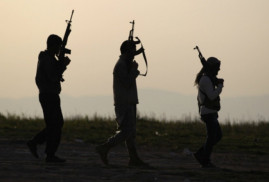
[0,112,268,154]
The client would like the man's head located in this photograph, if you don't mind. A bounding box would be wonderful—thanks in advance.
[206,57,221,76]
[120,40,136,60]
[47,34,62,55]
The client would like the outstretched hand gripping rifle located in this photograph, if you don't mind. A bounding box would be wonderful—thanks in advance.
[128,20,148,76]
[59,10,74,82]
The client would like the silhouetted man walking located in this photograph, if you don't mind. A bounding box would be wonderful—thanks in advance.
[95,40,149,167]
[27,34,71,163]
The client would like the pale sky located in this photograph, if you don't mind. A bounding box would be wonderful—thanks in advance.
[1,0,269,99]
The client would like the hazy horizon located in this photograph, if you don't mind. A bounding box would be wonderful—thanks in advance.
[1,88,269,123]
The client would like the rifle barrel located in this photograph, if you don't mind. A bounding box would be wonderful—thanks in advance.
[69,10,74,22]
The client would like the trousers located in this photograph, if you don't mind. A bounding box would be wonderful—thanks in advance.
[32,93,64,156]
[107,104,137,156]
[197,113,222,163]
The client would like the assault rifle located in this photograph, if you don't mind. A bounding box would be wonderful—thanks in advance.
[59,10,74,82]
[194,46,223,85]
[128,20,148,76]
[193,45,206,67]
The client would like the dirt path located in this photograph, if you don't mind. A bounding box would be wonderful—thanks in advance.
[0,140,268,182]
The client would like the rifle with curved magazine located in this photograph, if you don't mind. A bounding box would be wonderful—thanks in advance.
[128,20,148,76]
[194,45,206,67]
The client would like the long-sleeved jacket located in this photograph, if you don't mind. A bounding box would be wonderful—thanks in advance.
[197,75,223,115]
[113,56,139,105]
[35,51,66,94]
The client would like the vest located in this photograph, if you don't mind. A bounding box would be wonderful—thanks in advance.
[197,76,221,112]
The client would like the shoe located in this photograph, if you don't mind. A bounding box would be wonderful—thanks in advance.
[128,158,150,168]
[45,156,66,163]
[27,140,39,158]
[193,152,205,166]
[95,144,109,165]
[202,162,217,168]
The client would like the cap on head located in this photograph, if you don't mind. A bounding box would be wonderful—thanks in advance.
[47,34,62,49]
[120,40,136,54]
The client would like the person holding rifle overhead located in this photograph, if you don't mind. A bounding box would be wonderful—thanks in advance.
[95,20,149,167]
[193,46,224,168]
[27,11,74,163]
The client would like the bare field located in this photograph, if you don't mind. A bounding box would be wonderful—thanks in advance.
[0,140,268,182]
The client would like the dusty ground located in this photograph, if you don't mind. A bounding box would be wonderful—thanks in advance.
[0,139,268,182]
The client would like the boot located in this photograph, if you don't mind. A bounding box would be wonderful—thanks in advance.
[46,155,66,163]
[202,161,217,168]
[27,140,39,158]
[193,148,207,167]
[95,143,110,165]
[128,147,149,167]
[128,157,149,167]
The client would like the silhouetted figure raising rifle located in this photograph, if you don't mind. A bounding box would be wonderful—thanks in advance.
[27,11,74,163]
[95,20,150,168]
[193,45,224,168]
